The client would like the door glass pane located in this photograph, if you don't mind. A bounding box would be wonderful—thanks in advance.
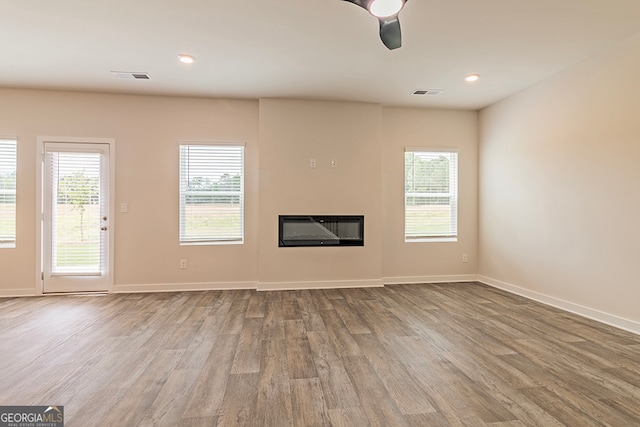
[0,139,17,246]
[49,152,102,273]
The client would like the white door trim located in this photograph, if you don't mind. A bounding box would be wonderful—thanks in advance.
[35,136,116,294]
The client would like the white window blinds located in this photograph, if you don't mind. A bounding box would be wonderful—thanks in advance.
[179,144,244,244]
[0,139,17,247]
[405,149,458,240]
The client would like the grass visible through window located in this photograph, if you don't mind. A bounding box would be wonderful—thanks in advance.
[183,204,242,241]
[405,205,452,236]
[0,204,15,242]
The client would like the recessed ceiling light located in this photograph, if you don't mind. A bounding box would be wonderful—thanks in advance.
[465,74,480,83]
[178,54,195,64]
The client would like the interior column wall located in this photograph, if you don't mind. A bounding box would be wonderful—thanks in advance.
[257,99,383,289]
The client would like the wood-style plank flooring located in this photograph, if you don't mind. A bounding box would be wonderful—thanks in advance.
[0,282,639,426]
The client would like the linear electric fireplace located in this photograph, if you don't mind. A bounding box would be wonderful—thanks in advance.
[279,215,364,247]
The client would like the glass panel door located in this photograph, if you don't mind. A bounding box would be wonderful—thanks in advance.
[43,142,110,293]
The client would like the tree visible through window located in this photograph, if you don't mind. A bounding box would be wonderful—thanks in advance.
[179,144,244,244]
[48,151,103,271]
[0,138,17,248]
[405,150,458,240]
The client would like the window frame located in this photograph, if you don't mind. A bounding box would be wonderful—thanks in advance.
[0,137,17,249]
[179,142,245,245]
[404,148,458,243]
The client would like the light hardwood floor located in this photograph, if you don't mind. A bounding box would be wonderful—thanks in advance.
[0,282,639,426]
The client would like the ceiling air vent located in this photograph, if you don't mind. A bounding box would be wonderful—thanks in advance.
[412,89,443,96]
[111,71,151,80]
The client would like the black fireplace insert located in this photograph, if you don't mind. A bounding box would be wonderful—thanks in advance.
[279,215,364,247]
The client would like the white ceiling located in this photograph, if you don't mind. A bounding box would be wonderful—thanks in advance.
[3,0,640,110]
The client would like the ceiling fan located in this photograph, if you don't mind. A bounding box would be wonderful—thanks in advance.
[343,0,408,50]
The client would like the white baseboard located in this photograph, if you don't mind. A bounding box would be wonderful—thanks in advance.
[383,274,478,285]
[0,289,36,298]
[257,278,384,291]
[478,275,640,336]
[113,281,257,294]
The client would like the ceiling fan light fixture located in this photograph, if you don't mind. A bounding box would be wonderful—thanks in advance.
[344,0,406,49]
[368,0,404,18]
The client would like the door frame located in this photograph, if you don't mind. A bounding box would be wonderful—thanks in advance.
[36,136,116,294]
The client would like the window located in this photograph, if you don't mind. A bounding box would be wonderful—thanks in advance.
[179,143,244,244]
[405,149,458,241]
[0,138,17,248]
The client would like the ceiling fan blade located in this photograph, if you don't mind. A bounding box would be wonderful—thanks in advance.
[342,0,404,50]
[342,0,368,11]
[379,16,402,50]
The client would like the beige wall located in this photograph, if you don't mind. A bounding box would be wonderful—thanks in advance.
[0,89,259,294]
[382,107,478,282]
[479,33,640,325]
[0,89,479,294]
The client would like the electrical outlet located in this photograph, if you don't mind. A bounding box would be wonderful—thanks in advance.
[462,253,468,263]
[180,259,187,269]
[331,159,338,168]
[120,203,128,213]
[309,158,317,169]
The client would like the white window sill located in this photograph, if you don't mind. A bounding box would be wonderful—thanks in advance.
[405,237,457,243]
[180,240,244,246]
